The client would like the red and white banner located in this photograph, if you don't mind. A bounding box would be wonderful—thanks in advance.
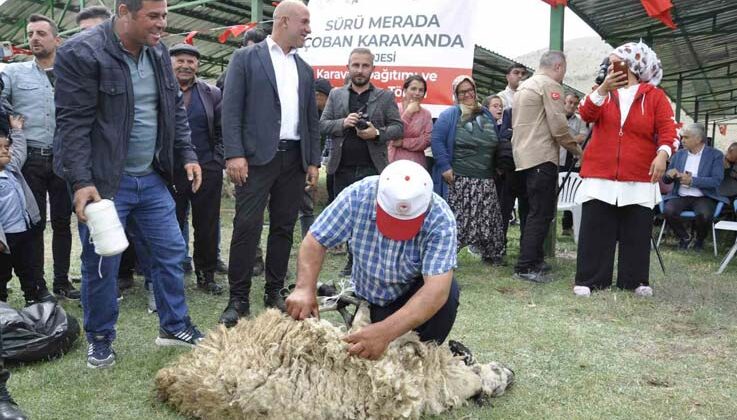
[300,0,478,116]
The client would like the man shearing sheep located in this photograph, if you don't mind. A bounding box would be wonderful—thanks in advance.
[286,160,459,360]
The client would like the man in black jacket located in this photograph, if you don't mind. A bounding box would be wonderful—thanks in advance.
[169,43,224,295]
[220,0,321,326]
[53,0,204,369]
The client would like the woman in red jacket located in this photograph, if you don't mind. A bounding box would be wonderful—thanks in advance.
[573,41,678,297]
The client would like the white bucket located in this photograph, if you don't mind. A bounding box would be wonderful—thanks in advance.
[84,199,129,257]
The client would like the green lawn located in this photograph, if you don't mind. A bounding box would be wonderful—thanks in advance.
[7,193,737,419]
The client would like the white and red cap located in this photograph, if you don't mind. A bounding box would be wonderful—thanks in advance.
[376,160,433,241]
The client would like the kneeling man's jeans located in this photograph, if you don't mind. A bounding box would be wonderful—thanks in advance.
[78,173,190,343]
[370,277,460,344]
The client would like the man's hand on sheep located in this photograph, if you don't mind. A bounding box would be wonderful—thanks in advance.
[286,287,320,320]
[343,323,393,360]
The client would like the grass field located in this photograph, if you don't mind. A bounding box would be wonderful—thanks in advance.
[7,191,737,419]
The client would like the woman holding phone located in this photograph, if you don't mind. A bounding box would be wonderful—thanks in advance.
[388,75,433,168]
[573,41,678,297]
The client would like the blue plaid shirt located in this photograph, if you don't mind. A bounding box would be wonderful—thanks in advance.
[310,176,457,306]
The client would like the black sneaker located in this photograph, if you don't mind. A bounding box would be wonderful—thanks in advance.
[54,283,81,300]
[36,288,58,304]
[87,337,115,369]
[264,290,286,312]
[216,259,228,275]
[678,237,691,250]
[219,300,250,328]
[513,270,553,284]
[118,275,134,292]
[155,324,204,348]
[195,271,223,295]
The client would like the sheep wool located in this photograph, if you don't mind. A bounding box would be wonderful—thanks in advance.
[155,308,513,419]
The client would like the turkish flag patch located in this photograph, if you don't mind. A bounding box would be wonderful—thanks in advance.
[551,92,561,100]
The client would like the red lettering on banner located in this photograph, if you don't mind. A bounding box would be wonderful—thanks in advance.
[312,65,470,106]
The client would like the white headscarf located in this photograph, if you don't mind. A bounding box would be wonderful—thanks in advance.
[611,41,663,87]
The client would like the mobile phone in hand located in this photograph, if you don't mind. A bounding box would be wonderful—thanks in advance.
[613,60,627,75]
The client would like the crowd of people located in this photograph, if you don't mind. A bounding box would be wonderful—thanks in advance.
[1,0,737,418]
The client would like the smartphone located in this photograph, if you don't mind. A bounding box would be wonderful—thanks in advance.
[613,60,627,75]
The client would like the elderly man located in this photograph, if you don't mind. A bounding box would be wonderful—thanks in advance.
[54,0,205,368]
[511,51,581,283]
[220,0,321,326]
[169,43,224,294]
[1,14,77,302]
[320,47,403,277]
[662,123,727,250]
[286,160,459,360]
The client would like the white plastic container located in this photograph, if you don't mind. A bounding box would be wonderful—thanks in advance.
[84,199,129,257]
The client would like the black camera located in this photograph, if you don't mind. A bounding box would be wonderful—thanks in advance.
[355,115,370,130]
[354,104,369,130]
[595,57,610,86]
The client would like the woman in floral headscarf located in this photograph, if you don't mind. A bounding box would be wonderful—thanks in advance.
[573,41,678,297]
[431,75,506,265]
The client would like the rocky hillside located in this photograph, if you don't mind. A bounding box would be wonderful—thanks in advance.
[514,36,613,94]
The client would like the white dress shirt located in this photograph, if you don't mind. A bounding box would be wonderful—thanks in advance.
[679,147,704,197]
[266,36,300,140]
[577,85,671,208]
[497,86,516,110]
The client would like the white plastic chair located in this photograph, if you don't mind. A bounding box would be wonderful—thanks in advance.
[557,173,583,243]
[715,199,737,274]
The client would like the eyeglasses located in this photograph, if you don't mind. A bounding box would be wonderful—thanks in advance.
[457,88,476,98]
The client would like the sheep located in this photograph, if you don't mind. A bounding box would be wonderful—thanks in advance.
[155,304,514,420]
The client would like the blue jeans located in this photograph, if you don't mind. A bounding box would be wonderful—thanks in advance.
[126,219,153,289]
[78,173,190,343]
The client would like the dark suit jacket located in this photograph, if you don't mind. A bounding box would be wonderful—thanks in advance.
[193,79,224,167]
[662,145,728,203]
[221,40,320,171]
[320,83,403,175]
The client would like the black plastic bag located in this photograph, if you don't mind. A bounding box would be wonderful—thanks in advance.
[0,302,80,363]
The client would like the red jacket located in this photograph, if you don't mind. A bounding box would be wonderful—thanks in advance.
[578,83,678,182]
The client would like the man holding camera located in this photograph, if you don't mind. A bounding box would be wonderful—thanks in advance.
[320,47,403,276]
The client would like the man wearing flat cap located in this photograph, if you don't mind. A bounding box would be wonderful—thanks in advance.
[169,43,225,295]
[286,160,460,360]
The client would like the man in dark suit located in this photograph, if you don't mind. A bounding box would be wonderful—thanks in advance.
[663,123,728,250]
[169,43,224,295]
[320,47,403,276]
[220,0,320,326]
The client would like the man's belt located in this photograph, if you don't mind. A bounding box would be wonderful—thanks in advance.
[277,139,300,152]
[28,146,53,157]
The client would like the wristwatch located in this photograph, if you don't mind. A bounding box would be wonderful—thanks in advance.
[375,128,380,138]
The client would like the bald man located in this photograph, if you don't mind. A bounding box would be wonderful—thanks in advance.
[220,0,321,326]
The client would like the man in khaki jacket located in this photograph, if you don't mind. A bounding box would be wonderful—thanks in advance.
[511,50,581,283]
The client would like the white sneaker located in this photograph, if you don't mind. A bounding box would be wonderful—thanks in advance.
[634,285,653,297]
[573,286,591,297]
